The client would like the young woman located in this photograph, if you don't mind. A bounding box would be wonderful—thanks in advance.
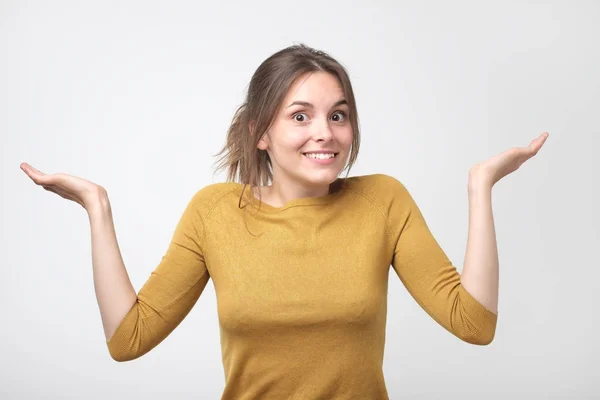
[21,44,548,399]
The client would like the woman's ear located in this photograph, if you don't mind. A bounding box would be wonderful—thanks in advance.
[251,121,269,150]
[257,133,269,150]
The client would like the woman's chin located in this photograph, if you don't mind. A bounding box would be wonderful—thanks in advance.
[300,171,341,186]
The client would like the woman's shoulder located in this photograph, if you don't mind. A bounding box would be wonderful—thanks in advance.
[344,173,408,196]
[338,174,419,226]
[185,181,243,213]
[342,173,416,213]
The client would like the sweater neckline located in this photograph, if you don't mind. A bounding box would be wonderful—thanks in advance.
[238,178,347,213]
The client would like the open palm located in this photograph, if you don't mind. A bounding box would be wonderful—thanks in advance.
[471,132,550,187]
[20,162,105,210]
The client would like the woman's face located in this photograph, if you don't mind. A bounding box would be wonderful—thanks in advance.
[257,71,353,193]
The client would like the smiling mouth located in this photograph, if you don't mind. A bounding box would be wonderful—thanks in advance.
[302,152,339,159]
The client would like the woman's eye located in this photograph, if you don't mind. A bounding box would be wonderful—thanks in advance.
[293,113,308,122]
[332,111,347,122]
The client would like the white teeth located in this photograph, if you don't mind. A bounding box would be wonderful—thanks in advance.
[304,153,336,160]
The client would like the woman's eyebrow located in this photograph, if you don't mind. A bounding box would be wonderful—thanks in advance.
[286,99,348,108]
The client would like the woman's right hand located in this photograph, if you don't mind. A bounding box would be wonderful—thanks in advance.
[20,162,107,211]
[22,161,138,346]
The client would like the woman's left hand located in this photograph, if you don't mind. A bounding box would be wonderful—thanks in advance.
[470,132,550,188]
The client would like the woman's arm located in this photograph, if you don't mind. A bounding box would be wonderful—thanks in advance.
[104,189,211,361]
[461,132,550,315]
[87,195,138,341]
[21,163,210,361]
[20,164,138,342]
[459,173,499,314]
[387,175,498,345]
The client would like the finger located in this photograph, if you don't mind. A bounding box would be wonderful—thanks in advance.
[21,163,48,182]
[29,172,55,186]
[510,145,535,165]
[534,132,548,145]
[528,132,549,153]
[536,131,549,142]
[23,165,65,187]
[21,162,45,175]
[28,164,44,174]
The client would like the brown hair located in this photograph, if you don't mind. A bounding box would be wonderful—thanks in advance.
[213,43,361,205]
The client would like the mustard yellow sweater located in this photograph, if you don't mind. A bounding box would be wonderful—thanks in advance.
[106,173,497,399]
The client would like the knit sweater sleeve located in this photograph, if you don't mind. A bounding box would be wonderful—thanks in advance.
[381,174,498,345]
[106,189,211,361]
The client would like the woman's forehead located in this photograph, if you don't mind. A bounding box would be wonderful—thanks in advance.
[282,72,346,108]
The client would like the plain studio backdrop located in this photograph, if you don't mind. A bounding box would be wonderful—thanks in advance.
[1,1,598,399]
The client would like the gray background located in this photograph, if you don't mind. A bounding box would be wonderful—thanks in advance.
[2,0,599,398]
